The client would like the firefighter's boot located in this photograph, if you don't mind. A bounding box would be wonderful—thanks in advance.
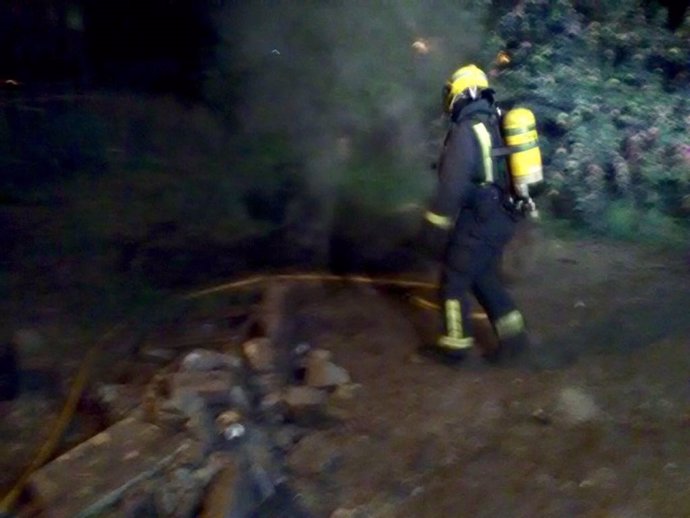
[486,310,531,366]
[425,298,474,362]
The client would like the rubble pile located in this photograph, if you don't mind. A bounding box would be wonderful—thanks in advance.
[25,284,356,518]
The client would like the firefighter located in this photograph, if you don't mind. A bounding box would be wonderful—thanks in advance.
[420,64,532,365]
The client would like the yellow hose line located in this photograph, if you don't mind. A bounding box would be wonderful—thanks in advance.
[409,296,488,320]
[0,325,122,515]
[184,272,437,300]
[409,295,441,311]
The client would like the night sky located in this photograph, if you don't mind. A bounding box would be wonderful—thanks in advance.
[2,0,688,98]
[0,0,217,97]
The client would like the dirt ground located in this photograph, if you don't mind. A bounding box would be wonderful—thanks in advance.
[278,232,690,517]
[1,230,689,517]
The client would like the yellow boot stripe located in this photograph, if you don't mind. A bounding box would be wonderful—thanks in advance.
[445,299,463,338]
[494,310,525,339]
[409,296,488,320]
[438,335,474,350]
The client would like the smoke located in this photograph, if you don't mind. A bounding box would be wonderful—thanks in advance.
[206,1,494,261]
[223,4,487,137]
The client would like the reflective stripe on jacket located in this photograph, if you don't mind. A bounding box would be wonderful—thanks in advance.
[426,98,510,231]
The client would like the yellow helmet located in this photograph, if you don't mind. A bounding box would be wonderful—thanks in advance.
[443,64,489,113]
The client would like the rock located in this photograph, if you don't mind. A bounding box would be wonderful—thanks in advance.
[229,385,251,412]
[330,383,362,401]
[305,352,351,388]
[96,383,141,421]
[139,373,169,424]
[216,410,247,441]
[118,487,158,518]
[324,404,353,421]
[579,467,618,490]
[309,349,332,362]
[255,373,284,396]
[531,408,551,425]
[223,423,246,441]
[260,392,284,412]
[556,387,601,425]
[154,466,204,518]
[260,393,288,424]
[163,393,217,450]
[243,337,275,372]
[292,342,312,358]
[252,483,314,518]
[138,346,178,364]
[242,428,282,494]
[289,342,312,382]
[187,408,218,452]
[164,390,205,417]
[216,410,242,428]
[200,447,281,518]
[272,425,307,451]
[170,371,235,405]
[202,451,237,475]
[154,406,190,434]
[325,385,360,421]
[199,461,243,518]
[287,432,342,476]
[283,386,328,409]
[180,349,242,372]
[283,386,330,425]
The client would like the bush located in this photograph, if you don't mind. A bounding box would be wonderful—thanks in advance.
[488,0,690,243]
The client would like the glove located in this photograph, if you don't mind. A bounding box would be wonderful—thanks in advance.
[515,197,539,220]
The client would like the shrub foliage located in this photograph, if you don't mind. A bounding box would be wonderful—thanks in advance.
[488,0,690,243]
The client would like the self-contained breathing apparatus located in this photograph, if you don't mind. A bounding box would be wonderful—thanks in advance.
[493,106,543,218]
[442,64,543,218]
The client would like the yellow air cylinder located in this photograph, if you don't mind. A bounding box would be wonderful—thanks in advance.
[502,108,543,195]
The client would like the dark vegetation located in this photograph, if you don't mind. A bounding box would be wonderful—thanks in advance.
[0,1,688,327]
[489,1,690,243]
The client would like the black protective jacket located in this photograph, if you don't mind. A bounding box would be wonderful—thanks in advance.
[429,97,512,220]
[424,96,519,259]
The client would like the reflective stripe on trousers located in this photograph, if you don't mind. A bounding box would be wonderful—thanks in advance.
[437,298,473,350]
[425,211,452,230]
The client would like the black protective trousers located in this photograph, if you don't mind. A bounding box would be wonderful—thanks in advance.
[438,185,521,350]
